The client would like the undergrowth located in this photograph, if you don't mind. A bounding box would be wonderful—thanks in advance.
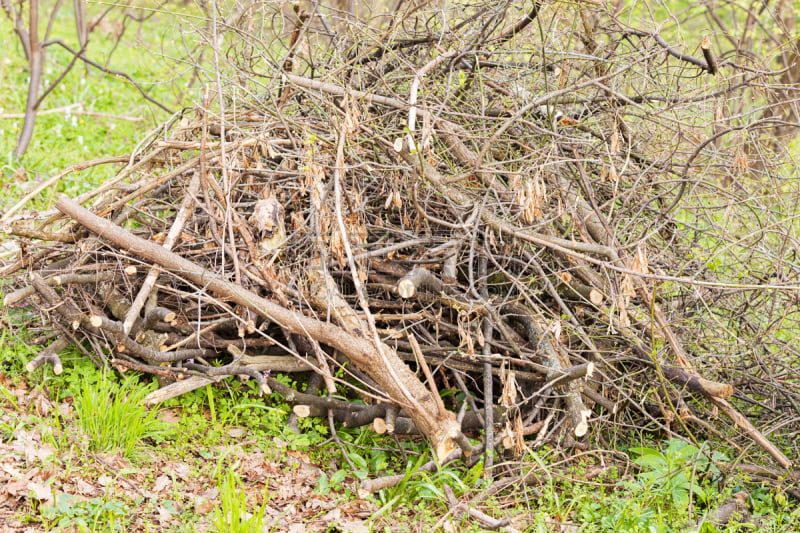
[71,372,167,459]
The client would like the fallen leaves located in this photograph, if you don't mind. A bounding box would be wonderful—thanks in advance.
[0,373,380,533]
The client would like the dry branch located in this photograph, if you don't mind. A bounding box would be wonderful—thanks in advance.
[4,0,799,478]
[55,195,463,462]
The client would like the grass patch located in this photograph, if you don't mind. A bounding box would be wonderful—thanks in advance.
[211,468,270,533]
[72,372,166,459]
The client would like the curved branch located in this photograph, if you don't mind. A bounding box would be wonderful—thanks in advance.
[42,39,174,114]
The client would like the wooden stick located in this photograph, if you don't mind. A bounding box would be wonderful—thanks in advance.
[408,332,446,416]
[122,171,200,335]
[143,375,217,406]
[397,267,443,298]
[4,271,119,306]
[2,156,130,222]
[26,336,68,374]
[710,397,792,469]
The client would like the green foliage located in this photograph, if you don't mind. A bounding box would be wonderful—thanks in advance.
[51,356,105,400]
[159,373,326,452]
[0,402,24,443]
[41,493,128,532]
[371,451,484,514]
[629,439,726,508]
[72,372,167,459]
[212,468,269,533]
[0,380,20,412]
[0,323,36,376]
[317,446,393,496]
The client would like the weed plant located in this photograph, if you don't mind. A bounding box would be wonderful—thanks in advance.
[212,468,269,533]
[72,372,166,459]
[41,493,128,532]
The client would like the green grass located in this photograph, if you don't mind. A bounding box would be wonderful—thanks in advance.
[40,493,129,532]
[211,468,270,533]
[2,348,798,531]
[0,2,198,211]
[72,372,167,459]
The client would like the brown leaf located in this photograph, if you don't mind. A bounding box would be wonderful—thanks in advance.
[320,508,341,522]
[610,127,619,153]
[36,443,55,463]
[97,453,133,471]
[338,520,370,533]
[4,478,30,498]
[152,474,171,494]
[74,478,99,496]
[157,503,175,524]
[228,427,247,438]
[168,462,192,481]
[249,195,286,253]
[193,496,215,515]
[517,177,546,224]
[26,481,53,504]
[160,409,181,425]
[57,402,73,420]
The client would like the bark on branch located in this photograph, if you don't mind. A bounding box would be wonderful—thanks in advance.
[55,195,463,462]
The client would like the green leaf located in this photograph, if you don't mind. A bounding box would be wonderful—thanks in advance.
[698,521,718,533]
[630,448,666,469]
[666,439,699,463]
[331,470,347,487]
[316,472,330,495]
[349,452,368,470]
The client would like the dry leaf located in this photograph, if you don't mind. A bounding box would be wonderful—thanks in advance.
[160,409,181,425]
[170,462,192,480]
[517,177,546,224]
[320,508,341,522]
[228,427,247,438]
[249,194,286,253]
[610,127,619,153]
[27,481,52,504]
[733,145,749,174]
[36,443,55,462]
[629,245,649,275]
[608,163,619,181]
[157,503,176,523]
[97,453,133,470]
[500,365,517,408]
[4,478,30,497]
[391,190,403,209]
[75,478,99,496]
[152,474,171,493]
[193,496,215,515]
[338,520,370,533]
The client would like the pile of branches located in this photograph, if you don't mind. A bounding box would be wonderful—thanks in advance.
[3,0,799,482]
